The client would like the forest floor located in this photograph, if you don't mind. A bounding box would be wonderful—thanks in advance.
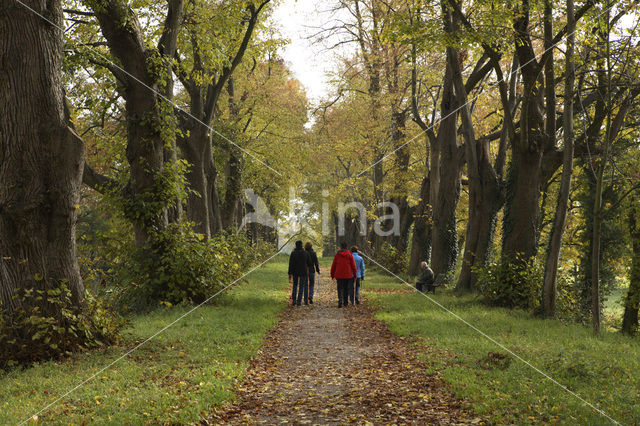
[210,273,476,425]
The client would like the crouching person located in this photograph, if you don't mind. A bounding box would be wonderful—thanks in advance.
[416,261,434,293]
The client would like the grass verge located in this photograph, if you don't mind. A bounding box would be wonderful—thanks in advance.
[364,267,640,425]
[0,257,289,424]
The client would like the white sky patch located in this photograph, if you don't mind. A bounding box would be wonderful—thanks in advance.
[271,0,354,104]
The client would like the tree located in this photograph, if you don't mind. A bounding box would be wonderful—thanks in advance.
[406,46,438,274]
[542,0,576,317]
[497,0,603,276]
[81,0,184,249]
[421,1,494,281]
[0,0,86,336]
[440,0,513,291]
[403,0,441,276]
[313,0,428,257]
[622,195,640,334]
[584,4,639,332]
[218,57,310,239]
[175,0,271,238]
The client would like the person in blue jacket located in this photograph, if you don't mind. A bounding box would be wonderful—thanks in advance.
[350,246,365,305]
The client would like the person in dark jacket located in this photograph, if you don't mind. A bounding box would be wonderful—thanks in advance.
[289,240,312,306]
[305,241,320,304]
[330,242,357,308]
[416,261,435,292]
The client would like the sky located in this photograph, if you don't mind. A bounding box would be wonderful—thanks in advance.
[271,0,353,104]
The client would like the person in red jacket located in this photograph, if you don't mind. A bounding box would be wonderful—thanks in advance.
[330,242,358,308]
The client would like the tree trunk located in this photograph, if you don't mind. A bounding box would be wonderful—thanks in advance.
[408,177,431,275]
[160,0,184,226]
[179,125,211,237]
[369,152,384,253]
[387,110,413,253]
[324,212,340,256]
[221,77,245,230]
[501,143,543,264]
[430,63,463,279]
[591,171,604,334]
[537,180,552,251]
[0,0,86,321]
[221,147,244,230]
[591,126,608,336]
[456,153,502,292]
[429,131,441,231]
[353,0,383,255]
[577,166,597,315]
[542,0,575,317]
[343,213,368,249]
[500,77,545,266]
[622,198,640,335]
[501,0,546,268]
[591,10,614,335]
[448,46,501,292]
[171,115,226,249]
[206,149,224,234]
[125,93,169,247]
[89,0,184,248]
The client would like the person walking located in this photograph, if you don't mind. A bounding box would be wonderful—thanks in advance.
[350,246,365,305]
[288,240,312,306]
[305,241,320,304]
[330,242,357,308]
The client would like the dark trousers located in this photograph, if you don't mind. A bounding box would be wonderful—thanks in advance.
[308,273,316,302]
[354,278,361,303]
[417,281,436,293]
[292,275,308,305]
[337,278,353,305]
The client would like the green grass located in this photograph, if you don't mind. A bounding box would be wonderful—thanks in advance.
[604,286,628,319]
[364,267,640,425]
[0,256,289,424]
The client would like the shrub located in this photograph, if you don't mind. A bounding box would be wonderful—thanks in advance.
[377,242,408,274]
[0,286,124,369]
[555,268,582,322]
[95,224,256,311]
[251,239,278,263]
[475,256,542,310]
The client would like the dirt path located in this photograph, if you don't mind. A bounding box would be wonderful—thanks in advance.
[209,274,474,425]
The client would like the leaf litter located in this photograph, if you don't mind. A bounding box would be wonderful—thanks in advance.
[207,275,482,425]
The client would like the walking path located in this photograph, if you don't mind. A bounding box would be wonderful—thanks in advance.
[209,274,474,424]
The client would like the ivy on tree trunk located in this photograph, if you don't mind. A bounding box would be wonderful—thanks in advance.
[0,0,86,334]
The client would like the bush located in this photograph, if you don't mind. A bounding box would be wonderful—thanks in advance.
[0,286,123,369]
[474,258,584,319]
[475,256,542,309]
[377,242,408,274]
[251,239,278,263]
[555,268,582,322]
[94,224,256,311]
